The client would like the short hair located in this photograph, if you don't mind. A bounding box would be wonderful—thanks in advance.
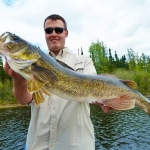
[43,14,67,29]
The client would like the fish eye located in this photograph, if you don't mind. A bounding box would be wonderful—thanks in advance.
[13,36,19,41]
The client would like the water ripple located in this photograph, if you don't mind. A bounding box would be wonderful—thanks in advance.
[90,105,150,150]
[1,105,150,149]
[0,107,30,150]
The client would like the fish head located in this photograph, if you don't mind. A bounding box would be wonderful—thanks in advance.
[0,31,41,61]
[0,32,39,58]
[0,32,24,54]
[0,32,40,79]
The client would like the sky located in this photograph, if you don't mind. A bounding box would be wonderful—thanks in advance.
[0,0,150,58]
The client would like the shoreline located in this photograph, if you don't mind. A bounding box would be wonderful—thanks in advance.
[0,103,29,109]
[0,95,149,109]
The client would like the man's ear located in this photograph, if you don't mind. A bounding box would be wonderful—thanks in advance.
[65,30,68,38]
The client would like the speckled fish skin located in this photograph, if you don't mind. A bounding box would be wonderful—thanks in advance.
[0,32,150,115]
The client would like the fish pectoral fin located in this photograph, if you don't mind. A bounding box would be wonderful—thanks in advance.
[120,80,138,90]
[27,79,46,93]
[28,79,50,97]
[41,86,50,96]
[33,90,45,106]
[102,94,136,110]
[28,80,50,106]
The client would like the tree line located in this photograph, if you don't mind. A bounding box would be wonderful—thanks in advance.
[0,56,16,104]
[0,40,150,104]
[87,40,150,96]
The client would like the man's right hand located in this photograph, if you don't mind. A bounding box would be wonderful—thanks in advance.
[4,61,32,105]
[4,61,26,81]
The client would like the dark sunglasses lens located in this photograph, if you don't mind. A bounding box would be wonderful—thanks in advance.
[45,28,53,34]
[55,27,64,34]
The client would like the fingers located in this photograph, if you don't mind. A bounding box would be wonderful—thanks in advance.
[92,101,112,113]
[101,105,112,113]
[3,61,10,71]
[3,61,20,78]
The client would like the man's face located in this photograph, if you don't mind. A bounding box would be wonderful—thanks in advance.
[44,19,68,55]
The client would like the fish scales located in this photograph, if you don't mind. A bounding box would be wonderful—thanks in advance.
[1,32,150,115]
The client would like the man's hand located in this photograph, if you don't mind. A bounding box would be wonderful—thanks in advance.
[93,73,117,113]
[3,61,32,105]
[101,105,112,113]
[93,102,112,113]
[4,61,26,82]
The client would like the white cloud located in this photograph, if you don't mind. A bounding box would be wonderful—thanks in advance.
[0,0,150,57]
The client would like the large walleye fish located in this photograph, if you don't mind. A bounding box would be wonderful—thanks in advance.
[0,32,150,114]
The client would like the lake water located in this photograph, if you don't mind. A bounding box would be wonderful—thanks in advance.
[0,105,150,150]
[0,107,30,150]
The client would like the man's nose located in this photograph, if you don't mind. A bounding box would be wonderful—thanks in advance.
[51,30,57,35]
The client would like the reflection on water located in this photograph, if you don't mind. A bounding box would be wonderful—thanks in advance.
[90,105,150,150]
[0,105,150,150]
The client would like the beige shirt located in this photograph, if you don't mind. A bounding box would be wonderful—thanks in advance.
[26,48,97,150]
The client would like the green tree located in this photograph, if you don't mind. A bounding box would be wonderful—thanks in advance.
[127,48,137,70]
[0,56,11,82]
[137,53,148,71]
[89,40,109,73]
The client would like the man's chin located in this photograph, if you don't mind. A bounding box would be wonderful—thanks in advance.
[51,47,61,51]
[50,47,63,53]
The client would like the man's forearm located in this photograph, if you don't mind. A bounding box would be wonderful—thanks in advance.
[13,79,32,105]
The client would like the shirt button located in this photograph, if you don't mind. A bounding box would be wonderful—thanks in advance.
[50,143,53,147]
[51,126,55,130]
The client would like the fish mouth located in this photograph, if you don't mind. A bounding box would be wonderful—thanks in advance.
[0,41,8,56]
[0,32,13,43]
[0,32,13,67]
[0,32,13,56]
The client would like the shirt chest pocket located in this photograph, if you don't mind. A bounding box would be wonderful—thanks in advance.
[75,62,84,73]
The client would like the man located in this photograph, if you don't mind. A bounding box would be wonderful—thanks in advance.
[4,14,110,150]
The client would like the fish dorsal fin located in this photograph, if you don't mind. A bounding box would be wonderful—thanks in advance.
[56,59,74,71]
[120,80,138,90]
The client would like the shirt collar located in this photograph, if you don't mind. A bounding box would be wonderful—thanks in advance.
[49,47,69,58]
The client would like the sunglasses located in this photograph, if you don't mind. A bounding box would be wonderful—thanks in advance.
[44,27,66,34]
